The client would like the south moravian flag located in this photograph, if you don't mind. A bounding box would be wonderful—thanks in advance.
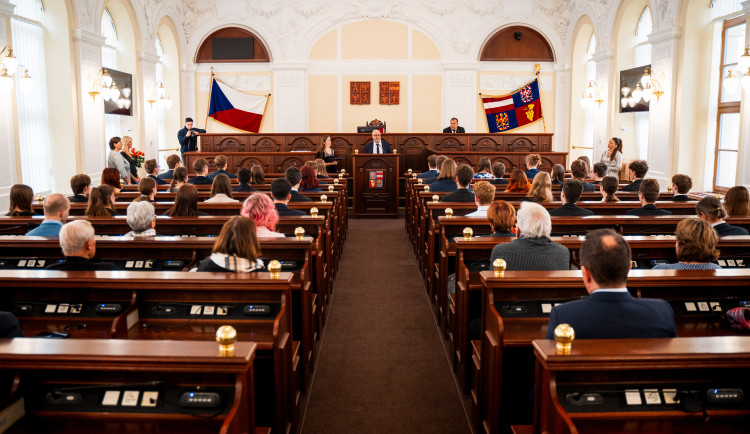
[208,77,268,133]
[482,78,542,133]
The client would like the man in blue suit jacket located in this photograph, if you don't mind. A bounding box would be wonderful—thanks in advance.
[546,229,677,339]
[417,155,439,179]
[157,154,182,181]
[26,194,70,237]
[364,130,391,154]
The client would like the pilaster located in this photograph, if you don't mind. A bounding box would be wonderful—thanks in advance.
[443,63,479,133]
[592,49,615,168]
[553,62,570,153]
[0,0,17,208]
[271,63,308,133]
[738,1,750,187]
[137,50,160,165]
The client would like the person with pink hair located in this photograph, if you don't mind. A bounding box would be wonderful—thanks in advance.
[240,192,285,237]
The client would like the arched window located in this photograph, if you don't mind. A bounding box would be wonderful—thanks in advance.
[101,9,117,46]
[480,26,554,61]
[582,35,597,152]
[9,0,53,192]
[101,9,120,153]
[634,6,652,161]
[196,27,270,63]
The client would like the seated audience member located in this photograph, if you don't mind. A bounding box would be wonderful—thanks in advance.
[46,220,116,270]
[7,184,36,216]
[165,184,206,217]
[314,159,329,179]
[549,180,594,216]
[136,177,156,202]
[69,174,91,202]
[188,158,212,185]
[490,162,509,185]
[424,155,448,184]
[523,172,553,203]
[251,165,265,185]
[621,160,649,191]
[124,201,156,237]
[207,155,236,180]
[577,156,593,178]
[546,229,677,339]
[0,312,23,338]
[669,174,692,201]
[418,155,439,179]
[724,186,749,217]
[285,166,311,202]
[101,167,122,193]
[592,162,607,184]
[195,216,264,272]
[524,154,541,181]
[25,194,70,236]
[443,117,465,133]
[600,176,620,202]
[486,200,516,237]
[550,164,565,185]
[441,164,475,202]
[144,159,167,185]
[626,179,673,215]
[157,154,181,180]
[300,165,321,192]
[168,167,189,193]
[272,178,305,216]
[430,159,459,193]
[474,157,493,179]
[696,196,749,236]
[570,159,595,191]
[205,174,239,203]
[86,185,117,217]
[652,219,721,270]
[490,202,569,270]
[233,168,255,192]
[466,181,496,217]
[241,193,285,238]
[506,169,531,193]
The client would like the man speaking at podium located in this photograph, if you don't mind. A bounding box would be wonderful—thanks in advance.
[364,130,391,154]
[177,117,207,163]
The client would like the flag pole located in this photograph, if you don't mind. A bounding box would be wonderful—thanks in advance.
[204,67,215,131]
[535,64,547,134]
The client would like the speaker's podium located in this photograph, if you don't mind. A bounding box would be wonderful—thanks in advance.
[352,152,400,218]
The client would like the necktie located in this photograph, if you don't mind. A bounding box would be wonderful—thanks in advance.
[452,130,456,133]
[377,143,381,154]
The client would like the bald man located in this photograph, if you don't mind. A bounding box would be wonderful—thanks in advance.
[25,194,70,237]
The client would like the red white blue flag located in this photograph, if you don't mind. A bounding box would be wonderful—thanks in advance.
[208,78,268,133]
[482,78,542,133]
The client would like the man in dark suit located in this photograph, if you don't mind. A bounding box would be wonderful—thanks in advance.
[69,174,90,203]
[490,162,509,185]
[546,229,677,339]
[570,159,595,191]
[364,130,391,154]
[177,117,206,164]
[592,162,607,185]
[524,154,542,181]
[46,221,117,271]
[621,160,649,191]
[271,178,305,216]
[157,154,181,181]
[442,117,465,133]
[285,167,311,202]
[0,312,23,338]
[233,168,255,192]
[626,179,673,216]
[418,155,439,179]
[440,165,475,202]
[424,155,447,184]
[188,159,213,185]
[208,155,237,180]
[144,159,168,185]
[696,197,750,236]
[549,180,594,216]
[669,174,692,201]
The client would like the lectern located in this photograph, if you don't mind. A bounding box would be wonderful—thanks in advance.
[352,153,399,217]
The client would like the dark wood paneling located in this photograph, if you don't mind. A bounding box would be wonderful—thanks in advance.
[481,26,554,62]
[196,27,270,63]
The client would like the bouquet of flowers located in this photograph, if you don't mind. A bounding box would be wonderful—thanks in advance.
[130,148,145,168]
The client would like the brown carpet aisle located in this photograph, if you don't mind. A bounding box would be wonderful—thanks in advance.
[300,218,472,433]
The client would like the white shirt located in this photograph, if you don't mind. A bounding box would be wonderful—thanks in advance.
[466,206,489,217]
[256,226,286,238]
[204,193,239,203]
[592,288,628,293]
[374,141,382,154]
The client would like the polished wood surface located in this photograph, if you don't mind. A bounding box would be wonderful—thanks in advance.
[352,154,399,217]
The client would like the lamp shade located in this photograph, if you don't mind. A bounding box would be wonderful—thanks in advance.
[741,73,750,92]
[0,74,12,93]
[724,72,739,94]
[1,54,18,76]
[739,48,750,71]
[18,74,31,94]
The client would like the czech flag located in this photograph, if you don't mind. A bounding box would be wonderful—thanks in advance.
[482,78,542,133]
[208,78,268,133]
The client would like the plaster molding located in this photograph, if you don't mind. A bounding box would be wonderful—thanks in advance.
[479,74,553,91]
[743,0,750,15]
[0,1,15,18]
[647,26,682,47]
[71,28,107,47]
[137,50,161,65]
[198,75,271,92]
[591,49,615,63]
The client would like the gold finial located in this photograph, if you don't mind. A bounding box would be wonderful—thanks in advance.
[334,179,339,185]
[493,258,506,277]
[412,173,417,179]
[310,207,319,217]
[463,227,473,240]
[393,149,398,154]
[667,185,673,193]
[445,208,453,218]
[338,173,344,179]
[294,227,305,241]
[216,325,237,357]
[408,168,413,174]
[320,195,327,203]
[716,194,723,200]
[417,178,423,185]
[554,324,575,355]
[432,194,439,203]
[268,260,282,279]
[341,169,345,173]
[424,186,430,192]
[534,63,541,72]
[36,194,43,204]
[354,149,359,154]
[328,184,334,191]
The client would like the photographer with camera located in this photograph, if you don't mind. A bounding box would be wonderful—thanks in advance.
[177,117,206,164]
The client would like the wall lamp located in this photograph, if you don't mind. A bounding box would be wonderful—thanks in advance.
[147,81,172,109]
[0,45,32,94]
[579,80,603,108]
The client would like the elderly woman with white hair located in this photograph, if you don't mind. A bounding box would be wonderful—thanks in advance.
[124,201,156,237]
[45,220,116,270]
[489,201,570,270]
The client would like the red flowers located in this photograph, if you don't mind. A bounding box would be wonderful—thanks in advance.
[131,148,146,168]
